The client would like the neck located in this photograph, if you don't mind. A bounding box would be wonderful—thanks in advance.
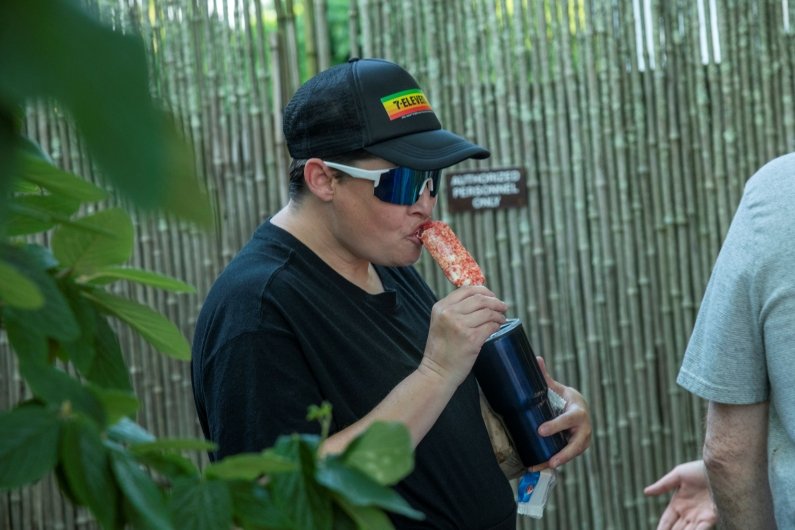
[271,201,384,294]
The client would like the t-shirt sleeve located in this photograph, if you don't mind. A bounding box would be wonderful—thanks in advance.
[677,192,769,404]
[199,323,324,460]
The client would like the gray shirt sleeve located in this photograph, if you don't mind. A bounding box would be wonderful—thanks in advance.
[677,153,795,407]
[677,186,768,404]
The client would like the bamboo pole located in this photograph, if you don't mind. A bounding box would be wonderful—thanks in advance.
[248,0,284,216]
[591,0,635,526]
[782,0,795,150]
[494,0,532,333]
[239,0,269,223]
[355,0,372,57]
[680,0,711,454]
[734,0,758,182]
[511,2,539,339]
[269,31,289,208]
[532,2,575,526]
[554,1,591,525]
[486,22,520,324]
[576,1,617,526]
[758,0,778,162]
[720,0,744,212]
[682,0,710,299]
[138,3,199,425]
[602,0,640,524]
[348,0,360,59]
[303,0,318,75]
[313,0,331,70]
[623,0,659,517]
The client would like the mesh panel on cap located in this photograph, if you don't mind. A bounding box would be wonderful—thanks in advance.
[283,63,367,158]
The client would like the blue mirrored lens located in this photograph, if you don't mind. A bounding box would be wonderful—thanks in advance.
[373,167,441,205]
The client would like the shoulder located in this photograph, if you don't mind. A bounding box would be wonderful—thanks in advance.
[208,227,292,302]
[717,153,795,272]
[736,153,795,276]
[742,152,795,215]
[195,223,308,340]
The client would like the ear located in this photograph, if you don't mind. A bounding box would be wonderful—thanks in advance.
[303,158,336,201]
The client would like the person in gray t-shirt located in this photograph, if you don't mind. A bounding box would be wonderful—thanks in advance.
[647,152,795,529]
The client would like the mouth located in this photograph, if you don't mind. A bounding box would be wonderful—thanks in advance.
[414,221,433,241]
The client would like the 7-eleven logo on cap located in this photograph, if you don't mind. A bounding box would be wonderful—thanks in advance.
[381,89,432,120]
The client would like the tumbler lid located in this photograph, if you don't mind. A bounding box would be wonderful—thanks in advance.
[487,318,523,341]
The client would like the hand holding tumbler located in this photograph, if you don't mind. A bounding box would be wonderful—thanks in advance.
[475,318,567,467]
[419,221,567,467]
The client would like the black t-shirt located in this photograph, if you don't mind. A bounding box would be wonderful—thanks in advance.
[192,220,516,529]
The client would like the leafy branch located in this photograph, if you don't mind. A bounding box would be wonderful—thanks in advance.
[0,1,420,529]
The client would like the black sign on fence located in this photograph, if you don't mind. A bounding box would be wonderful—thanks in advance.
[445,167,527,213]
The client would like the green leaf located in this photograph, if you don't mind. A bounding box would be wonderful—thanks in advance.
[333,495,395,530]
[59,285,133,392]
[59,280,98,373]
[21,243,59,269]
[83,289,190,360]
[16,151,107,202]
[108,418,156,445]
[316,458,423,521]
[0,109,23,224]
[52,208,133,275]
[0,258,43,308]
[6,194,81,236]
[330,503,359,530]
[131,438,217,454]
[83,267,196,293]
[0,0,212,227]
[3,307,48,363]
[91,386,139,424]
[168,477,233,530]
[0,244,79,341]
[340,422,413,486]
[17,358,107,426]
[55,461,83,507]
[108,444,174,530]
[228,481,293,530]
[269,435,333,530]
[205,451,296,481]
[135,452,199,479]
[86,314,134,390]
[0,405,60,489]
[60,417,118,528]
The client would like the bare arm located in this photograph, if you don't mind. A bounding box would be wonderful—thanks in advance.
[703,401,776,530]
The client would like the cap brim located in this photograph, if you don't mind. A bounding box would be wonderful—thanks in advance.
[364,129,490,170]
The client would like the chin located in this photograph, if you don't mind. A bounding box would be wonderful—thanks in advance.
[400,250,423,267]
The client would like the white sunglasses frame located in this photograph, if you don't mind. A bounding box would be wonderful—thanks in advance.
[322,160,394,187]
[321,160,437,200]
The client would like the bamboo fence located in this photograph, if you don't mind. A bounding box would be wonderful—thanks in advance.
[2,0,794,528]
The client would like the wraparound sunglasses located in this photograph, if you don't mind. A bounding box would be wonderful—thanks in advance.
[323,161,441,206]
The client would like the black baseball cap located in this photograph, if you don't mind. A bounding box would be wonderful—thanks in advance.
[282,58,490,170]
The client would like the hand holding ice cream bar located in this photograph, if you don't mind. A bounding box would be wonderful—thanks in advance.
[418,221,486,287]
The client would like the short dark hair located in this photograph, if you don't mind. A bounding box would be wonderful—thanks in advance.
[287,149,374,201]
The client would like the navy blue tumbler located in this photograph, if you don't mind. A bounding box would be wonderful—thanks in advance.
[474,318,567,468]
